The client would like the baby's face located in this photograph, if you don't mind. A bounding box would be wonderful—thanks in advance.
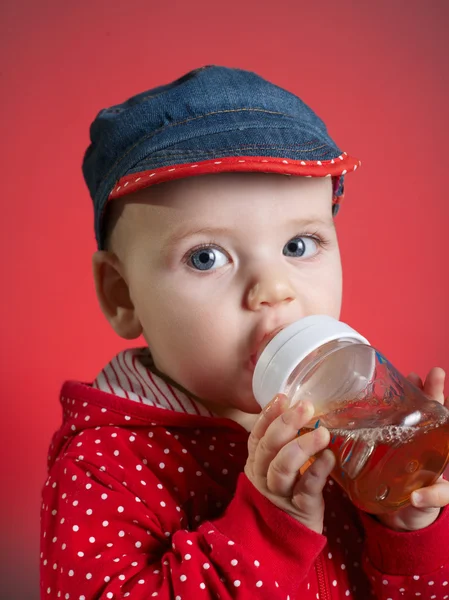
[107,173,342,414]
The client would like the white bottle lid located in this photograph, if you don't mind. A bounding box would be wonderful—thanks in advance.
[252,315,370,408]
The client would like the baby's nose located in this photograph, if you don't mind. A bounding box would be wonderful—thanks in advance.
[246,272,295,311]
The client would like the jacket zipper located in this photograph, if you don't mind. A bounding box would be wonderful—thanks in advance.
[316,552,330,600]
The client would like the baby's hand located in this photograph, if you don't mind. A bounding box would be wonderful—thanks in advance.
[378,367,449,531]
[244,394,335,534]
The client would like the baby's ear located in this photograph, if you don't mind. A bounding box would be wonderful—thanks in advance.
[92,251,143,340]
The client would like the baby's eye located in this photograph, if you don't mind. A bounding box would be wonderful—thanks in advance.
[283,236,319,258]
[187,246,229,271]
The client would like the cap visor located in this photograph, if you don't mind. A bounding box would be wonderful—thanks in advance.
[109,153,360,201]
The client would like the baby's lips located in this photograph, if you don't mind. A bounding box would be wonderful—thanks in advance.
[254,326,286,364]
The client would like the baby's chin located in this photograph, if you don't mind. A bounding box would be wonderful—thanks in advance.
[198,385,261,416]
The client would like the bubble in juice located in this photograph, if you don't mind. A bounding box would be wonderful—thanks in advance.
[300,409,449,514]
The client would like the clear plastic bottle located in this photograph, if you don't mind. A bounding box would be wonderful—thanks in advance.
[252,315,449,514]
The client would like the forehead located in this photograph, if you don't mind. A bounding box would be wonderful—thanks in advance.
[126,172,332,214]
[113,173,333,246]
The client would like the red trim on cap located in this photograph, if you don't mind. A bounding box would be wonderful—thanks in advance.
[108,154,361,203]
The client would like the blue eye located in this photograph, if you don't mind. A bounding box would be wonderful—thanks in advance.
[188,246,229,271]
[283,236,318,258]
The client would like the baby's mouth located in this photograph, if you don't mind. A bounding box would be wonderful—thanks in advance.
[249,326,286,369]
[249,353,258,368]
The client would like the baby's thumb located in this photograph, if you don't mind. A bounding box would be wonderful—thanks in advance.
[291,449,335,533]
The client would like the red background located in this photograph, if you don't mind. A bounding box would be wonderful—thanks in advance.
[1,1,448,597]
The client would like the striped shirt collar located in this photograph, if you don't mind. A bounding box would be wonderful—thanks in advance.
[92,348,214,417]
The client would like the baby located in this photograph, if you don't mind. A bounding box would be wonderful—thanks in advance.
[41,65,449,599]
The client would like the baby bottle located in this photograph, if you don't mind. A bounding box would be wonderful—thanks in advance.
[252,315,449,514]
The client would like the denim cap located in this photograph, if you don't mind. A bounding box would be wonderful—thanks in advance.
[82,65,361,249]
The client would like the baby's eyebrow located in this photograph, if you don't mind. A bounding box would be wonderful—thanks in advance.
[162,217,333,251]
[162,226,233,250]
[288,217,334,230]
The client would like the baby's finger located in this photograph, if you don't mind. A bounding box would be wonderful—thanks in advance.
[411,478,449,509]
[247,395,289,463]
[407,372,423,389]
[292,449,336,506]
[423,367,446,404]
[254,401,314,478]
[266,426,330,496]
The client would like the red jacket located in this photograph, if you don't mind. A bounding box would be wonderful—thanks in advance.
[41,379,449,599]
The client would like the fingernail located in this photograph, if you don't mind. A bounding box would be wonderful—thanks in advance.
[412,491,423,506]
[272,394,285,405]
[262,394,283,416]
[301,400,314,417]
